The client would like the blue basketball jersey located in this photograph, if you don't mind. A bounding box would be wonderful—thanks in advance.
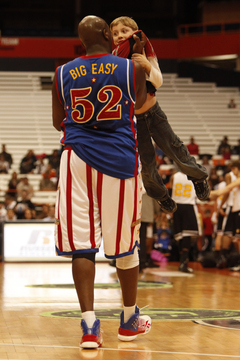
[55,53,139,179]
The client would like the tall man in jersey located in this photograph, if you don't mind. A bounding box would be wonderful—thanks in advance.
[52,16,151,349]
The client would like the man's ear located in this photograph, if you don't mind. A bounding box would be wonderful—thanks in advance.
[103,28,110,41]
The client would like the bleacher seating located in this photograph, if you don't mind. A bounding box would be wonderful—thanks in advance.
[157,73,240,155]
[0,71,240,204]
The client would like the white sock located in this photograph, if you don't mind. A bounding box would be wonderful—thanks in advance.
[123,305,136,323]
[82,311,96,328]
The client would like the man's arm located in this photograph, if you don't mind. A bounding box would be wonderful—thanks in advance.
[133,61,147,110]
[52,75,66,131]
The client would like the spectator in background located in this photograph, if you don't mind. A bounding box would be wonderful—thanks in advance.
[208,168,219,190]
[47,149,61,175]
[36,204,49,219]
[228,99,236,108]
[201,155,212,177]
[0,202,7,222]
[232,139,240,156]
[23,208,34,220]
[39,165,56,191]
[187,136,199,156]
[7,172,20,199]
[217,136,232,156]
[0,144,13,169]
[0,154,9,174]
[6,208,17,221]
[20,150,37,174]
[35,155,48,175]
[16,176,34,199]
[43,205,55,221]
[5,194,17,211]
[15,190,35,219]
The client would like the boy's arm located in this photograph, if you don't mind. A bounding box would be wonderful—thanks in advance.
[131,54,163,89]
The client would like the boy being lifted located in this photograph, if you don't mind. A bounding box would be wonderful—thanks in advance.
[110,16,210,213]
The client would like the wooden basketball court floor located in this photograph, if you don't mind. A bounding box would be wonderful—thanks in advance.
[1,260,240,360]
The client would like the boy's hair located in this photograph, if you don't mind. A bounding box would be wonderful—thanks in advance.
[230,160,240,169]
[110,16,138,31]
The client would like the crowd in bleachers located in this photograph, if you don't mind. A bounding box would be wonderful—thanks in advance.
[0,144,62,221]
[1,135,240,270]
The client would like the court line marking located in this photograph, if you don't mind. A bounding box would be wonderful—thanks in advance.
[1,343,240,358]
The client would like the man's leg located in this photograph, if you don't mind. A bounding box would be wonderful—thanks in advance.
[117,265,139,307]
[116,251,152,341]
[72,256,95,313]
[72,254,102,349]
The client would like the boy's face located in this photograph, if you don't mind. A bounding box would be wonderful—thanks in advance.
[111,23,135,45]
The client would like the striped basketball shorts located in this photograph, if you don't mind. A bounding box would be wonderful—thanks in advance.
[54,148,142,259]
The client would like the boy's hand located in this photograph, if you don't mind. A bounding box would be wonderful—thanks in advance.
[132,32,146,54]
[131,53,151,75]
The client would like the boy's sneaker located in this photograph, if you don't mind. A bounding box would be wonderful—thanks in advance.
[158,197,177,214]
[118,306,152,341]
[193,180,210,201]
[80,319,103,349]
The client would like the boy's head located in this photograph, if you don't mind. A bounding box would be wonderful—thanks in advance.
[110,16,138,46]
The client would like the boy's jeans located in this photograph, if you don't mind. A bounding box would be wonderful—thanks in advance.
[136,102,208,201]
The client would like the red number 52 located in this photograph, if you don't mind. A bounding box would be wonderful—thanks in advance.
[70,85,122,123]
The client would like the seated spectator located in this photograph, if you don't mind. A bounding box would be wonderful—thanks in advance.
[0,201,7,222]
[23,208,34,220]
[39,165,57,190]
[221,146,231,160]
[36,204,49,219]
[201,155,212,177]
[7,172,20,199]
[20,150,37,174]
[187,136,199,155]
[232,139,240,156]
[0,144,13,169]
[6,208,17,221]
[228,99,236,108]
[5,194,17,210]
[43,205,55,221]
[208,168,219,190]
[217,136,232,156]
[47,149,61,175]
[35,156,48,175]
[42,164,56,179]
[0,154,9,174]
[16,176,34,199]
[15,190,35,219]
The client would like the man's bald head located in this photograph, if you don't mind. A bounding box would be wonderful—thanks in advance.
[78,16,112,55]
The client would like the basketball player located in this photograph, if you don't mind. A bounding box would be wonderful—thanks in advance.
[169,170,202,273]
[210,161,240,259]
[52,16,151,349]
[215,168,236,268]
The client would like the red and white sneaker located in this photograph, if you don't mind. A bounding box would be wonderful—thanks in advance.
[118,306,152,341]
[80,319,103,349]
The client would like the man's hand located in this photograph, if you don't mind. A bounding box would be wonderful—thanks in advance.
[132,31,146,54]
[131,53,151,75]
